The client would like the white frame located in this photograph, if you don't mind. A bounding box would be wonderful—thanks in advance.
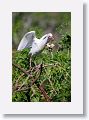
[0,0,83,114]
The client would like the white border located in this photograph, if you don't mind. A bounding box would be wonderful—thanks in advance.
[0,0,83,114]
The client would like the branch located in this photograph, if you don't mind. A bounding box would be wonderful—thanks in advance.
[13,63,51,102]
[38,84,51,102]
[12,63,30,76]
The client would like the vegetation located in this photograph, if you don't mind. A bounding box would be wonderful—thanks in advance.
[12,12,71,102]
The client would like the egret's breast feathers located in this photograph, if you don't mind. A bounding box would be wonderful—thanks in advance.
[29,40,47,55]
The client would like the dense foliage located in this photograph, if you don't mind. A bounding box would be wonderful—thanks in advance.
[12,34,71,102]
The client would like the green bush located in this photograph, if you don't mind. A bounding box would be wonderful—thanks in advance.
[12,34,71,102]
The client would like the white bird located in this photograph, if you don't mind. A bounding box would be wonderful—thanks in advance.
[17,31,54,67]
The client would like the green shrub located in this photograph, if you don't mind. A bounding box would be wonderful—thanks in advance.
[12,34,71,102]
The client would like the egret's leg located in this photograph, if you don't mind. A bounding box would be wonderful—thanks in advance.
[29,54,32,68]
[30,56,32,68]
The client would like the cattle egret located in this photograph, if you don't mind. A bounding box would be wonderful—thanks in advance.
[17,31,54,67]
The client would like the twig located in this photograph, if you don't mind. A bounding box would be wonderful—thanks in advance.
[12,63,30,76]
[38,84,51,102]
[13,63,51,102]
[30,86,36,98]
[15,66,39,89]
[18,76,30,90]
[48,78,57,94]
[15,68,32,86]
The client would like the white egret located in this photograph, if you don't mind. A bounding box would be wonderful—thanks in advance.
[17,31,54,67]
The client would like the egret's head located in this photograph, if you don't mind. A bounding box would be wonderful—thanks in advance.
[47,33,54,42]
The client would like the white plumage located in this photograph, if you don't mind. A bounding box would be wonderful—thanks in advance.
[17,31,54,55]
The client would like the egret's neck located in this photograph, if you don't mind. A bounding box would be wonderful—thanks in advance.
[38,35,48,49]
[40,35,48,44]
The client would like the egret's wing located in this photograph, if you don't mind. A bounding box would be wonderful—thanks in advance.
[17,31,35,50]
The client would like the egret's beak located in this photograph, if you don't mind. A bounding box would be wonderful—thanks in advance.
[48,36,54,42]
[51,36,54,40]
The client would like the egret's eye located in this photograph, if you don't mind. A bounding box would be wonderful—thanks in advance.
[48,36,52,39]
